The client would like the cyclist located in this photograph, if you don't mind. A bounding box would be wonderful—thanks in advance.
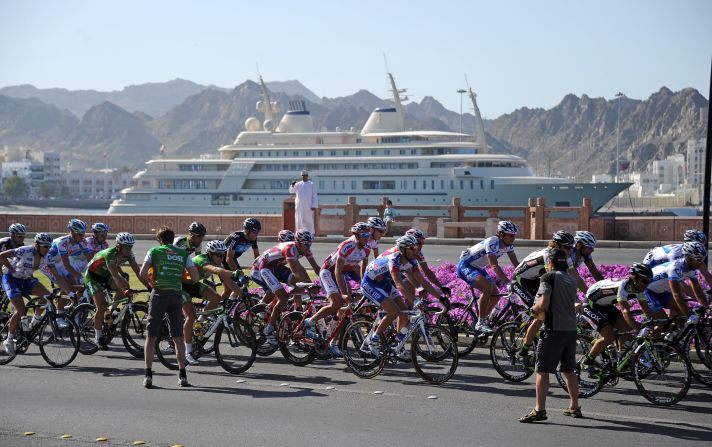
[305,222,372,356]
[86,223,110,255]
[174,221,206,256]
[361,217,387,276]
[379,228,449,299]
[224,218,261,271]
[140,226,199,388]
[642,229,712,286]
[644,241,710,320]
[580,263,654,374]
[0,223,28,252]
[572,231,603,282]
[43,219,93,289]
[180,240,242,365]
[457,220,520,333]
[361,235,441,355]
[253,230,320,344]
[277,229,295,243]
[0,233,71,356]
[516,231,588,363]
[84,232,149,349]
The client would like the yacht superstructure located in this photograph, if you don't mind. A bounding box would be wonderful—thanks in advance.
[108,74,629,214]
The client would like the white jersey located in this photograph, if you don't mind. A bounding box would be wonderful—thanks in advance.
[586,278,642,307]
[48,235,92,275]
[5,246,57,279]
[514,248,574,281]
[643,244,682,268]
[647,258,698,294]
[459,236,514,269]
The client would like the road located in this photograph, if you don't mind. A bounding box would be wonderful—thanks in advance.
[0,335,710,447]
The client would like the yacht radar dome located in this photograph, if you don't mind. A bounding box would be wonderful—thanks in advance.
[245,117,260,131]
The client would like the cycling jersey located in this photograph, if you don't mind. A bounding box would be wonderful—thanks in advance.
[256,242,311,271]
[85,235,109,255]
[0,236,22,252]
[143,245,194,291]
[321,236,371,273]
[182,253,210,282]
[173,236,201,256]
[646,258,698,294]
[223,231,258,268]
[586,278,642,307]
[366,237,380,251]
[3,246,57,279]
[49,235,92,273]
[643,244,682,268]
[459,236,514,269]
[514,248,574,281]
[86,246,135,279]
[363,251,419,284]
[380,245,425,264]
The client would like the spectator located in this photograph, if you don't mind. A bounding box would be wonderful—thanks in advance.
[289,170,318,234]
[383,200,398,236]
[520,248,582,423]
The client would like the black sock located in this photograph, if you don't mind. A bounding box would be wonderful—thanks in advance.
[145,368,152,377]
[179,368,186,378]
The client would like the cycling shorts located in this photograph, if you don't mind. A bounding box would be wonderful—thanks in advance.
[581,303,621,332]
[84,272,111,297]
[456,259,494,284]
[2,274,39,299]
[360,279,400,306]
[256,266,293,293]
[319,269,359,296]
[181,281,210,305]
[645,289,673,313]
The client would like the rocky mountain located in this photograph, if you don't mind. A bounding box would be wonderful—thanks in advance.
[266,80,322,105]
[0,95,78,148]
[0,79,227,117]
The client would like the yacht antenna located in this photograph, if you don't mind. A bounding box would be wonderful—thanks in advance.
[465,75,488,154]
[386,72,406,132]
[257,74,277,125]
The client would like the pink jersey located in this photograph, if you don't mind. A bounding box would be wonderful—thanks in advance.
[256,242,312,271]
[321,236,371,273]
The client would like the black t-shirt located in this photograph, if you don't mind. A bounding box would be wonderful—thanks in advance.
[536,271,578,332]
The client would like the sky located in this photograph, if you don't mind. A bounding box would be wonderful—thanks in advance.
[1,0,710,118]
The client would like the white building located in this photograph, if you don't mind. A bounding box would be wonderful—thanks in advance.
[652,154,685,194]
[43,151,62,182]
[686,138,704,187]
[627,172,659,197]
[64,168,133,199]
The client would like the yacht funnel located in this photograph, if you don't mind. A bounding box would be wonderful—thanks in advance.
[276,100,314,133]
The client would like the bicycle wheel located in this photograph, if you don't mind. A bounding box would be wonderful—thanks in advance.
[0,314,17,365]
[248,303,279,357]
[341,319,385,379]
[489,321,533,382]
[685,324,712,387]
[39,315,80,367]
[411,324,458,384]
[438,302,479,357]
[554,334,604,398]
[70,303,99,355]
[155,317,180,370]
[278,311,315,366]
[214,318,257,374]
[121,302,149,358]
[634,340,691,406]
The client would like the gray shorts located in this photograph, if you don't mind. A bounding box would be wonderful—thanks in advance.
[535,330,577,374]
[146,289,184,338]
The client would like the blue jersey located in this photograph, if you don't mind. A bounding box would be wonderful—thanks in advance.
[459,236,514,269]
[363,251,418,284]
[647,258,698,294]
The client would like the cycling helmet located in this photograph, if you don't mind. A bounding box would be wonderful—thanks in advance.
[405,228,426,240]
[8,223,27,235]
[295,230,314,244]
[115,232,136,246]
[67,219,87,234]
[351,222,371,234]
[188,221,207,236]
[395,235,418,249]
[497,220,518,235]
[367,217,387,231]
[34,232,53,247]
[552,230,575,246]
[683,229,707,244]
[92,222,109,233]
[574,230,597,249]
[243,218,262,233]
[682,241,707,261]
[630,263,653,281]
[278,229,295,242]
[206,240,228,254]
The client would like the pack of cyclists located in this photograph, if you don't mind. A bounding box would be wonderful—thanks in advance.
[1,216,710,396]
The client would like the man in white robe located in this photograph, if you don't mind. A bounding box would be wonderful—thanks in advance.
[289,170,318,234]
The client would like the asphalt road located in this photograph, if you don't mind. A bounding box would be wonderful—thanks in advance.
[1,334,710,447]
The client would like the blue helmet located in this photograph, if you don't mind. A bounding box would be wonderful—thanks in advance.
[92,222,109,233]
[683,229,707,244]
[67,219,87,234]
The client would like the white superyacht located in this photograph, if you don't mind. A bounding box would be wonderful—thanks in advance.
[108,74,629,214]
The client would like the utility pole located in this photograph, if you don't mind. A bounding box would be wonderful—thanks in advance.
[702,60,711,251]
[615,92,625,183]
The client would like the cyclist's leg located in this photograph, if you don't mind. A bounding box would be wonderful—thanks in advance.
[182,301,196,345]
[376,297,400,336]
[311,270,343,323]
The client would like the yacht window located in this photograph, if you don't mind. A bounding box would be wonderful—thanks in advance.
[491,180,495,189]
[318,151,324,156]
[441,180,444,189]
[460,180,463,189]
[343,151,349,156]
[356,150,362,156]
[293,151,299,156]
[400,150,406,155]
[331,151,337,156]
[422,180,426,190]
[450,180,454,189]
[470,180,474,189]
[480,180,484,189]
[351,180,357,189]
[371,150,377,155]
[411,149,417,155]
[305,151,311,156]
[431,180,435,189]
[413,180,417,190]
[384,150,390,155]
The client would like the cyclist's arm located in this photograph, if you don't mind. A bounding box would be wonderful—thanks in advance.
[203,264,241,293]
[506,251,519,266]
[487,254,509,284]
[287,258,310,283]
[689,277,708,307]
[334,257,351,301]
[419,261,442,289]
[568,267,588,294]
[0,249,15,273]
[49,265,72,295]
[60,254,81,283]
[393,269,416,305]
[139,260,151,284]
[409,267,441,298]
[107,260,130,291]
[584,259,604,281]
[252,247,260,259]
[306,255,320,277]
[225,247,239,270]
[618,300,640,331]
[186,264,199,284]
[531,291,550,314]
[127,258,151,290]
[669,279,690,317]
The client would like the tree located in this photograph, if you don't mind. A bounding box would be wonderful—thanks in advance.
[38,180,70,199]
[2,176,30,200]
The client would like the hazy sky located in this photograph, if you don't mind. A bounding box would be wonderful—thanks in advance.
[1,0,710,118]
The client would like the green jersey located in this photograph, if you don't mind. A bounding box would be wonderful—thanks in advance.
[144,244,193,291]
[86,246,134,280]
[181,253,210,283]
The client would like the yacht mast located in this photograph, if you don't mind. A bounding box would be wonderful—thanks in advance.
[386,73,406,132]
[257,75,279,128]
[468,87,488,153]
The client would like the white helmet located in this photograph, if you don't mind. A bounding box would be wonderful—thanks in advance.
[115,232,136,246]
[206,240,228,253]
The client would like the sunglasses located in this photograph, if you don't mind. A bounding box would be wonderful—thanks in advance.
[358,232,371,238]
[561,244,573,250]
